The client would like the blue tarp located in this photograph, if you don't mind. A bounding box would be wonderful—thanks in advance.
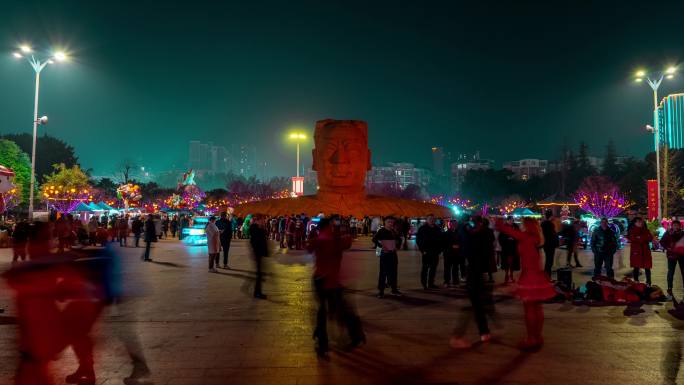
[510,207,540,217]
[87,202,102,211]
[70,202,93,212]
[97,202,117,211]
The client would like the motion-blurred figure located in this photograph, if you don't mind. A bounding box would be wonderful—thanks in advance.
[308,217,365,356]
[249,214,268,299]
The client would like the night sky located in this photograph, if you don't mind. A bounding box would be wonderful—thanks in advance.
[1,0,683,178]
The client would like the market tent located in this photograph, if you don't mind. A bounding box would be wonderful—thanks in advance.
[87,202,103,211]
[510,207,540,217]
[70,202,94,212]
[97,202,117,211]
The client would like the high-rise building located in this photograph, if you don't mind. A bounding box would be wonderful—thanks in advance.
[503,159,548,181]
[188,140,229,174]
[230,144,257,177]
[366,162,430,191]
[659,93,684,149]
[432,147,445,176]
[450,152,494,193]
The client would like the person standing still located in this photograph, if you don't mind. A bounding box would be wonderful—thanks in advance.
[118,216,129,247]
[443,219,463,287]
[170,216,178,238]
[249,215,268,299]
[216,212,233,269]
[206,216,221,272]
[131,216,143,247]
[628,217,653,285]
[591,217,618,278]
[373,217,403,298]
[142,216,156,261]
[540,210,558,277]
[660,220,684,298]
[416,214,443,289]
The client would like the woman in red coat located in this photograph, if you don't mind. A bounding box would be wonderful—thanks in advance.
[496,217,555,351]
[628,217,653,285]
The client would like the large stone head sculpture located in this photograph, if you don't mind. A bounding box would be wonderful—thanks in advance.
[312,119,372,194]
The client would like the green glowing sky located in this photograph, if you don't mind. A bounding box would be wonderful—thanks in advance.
[0,0,683,178]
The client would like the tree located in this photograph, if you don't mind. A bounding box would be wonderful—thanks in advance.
[616,156,652,211]
[602,140,620,181]
[461,169,515,203]
[574,175,626,218]
[1,133,78,181]
[0,139,32,204]
[92,177,117,197]
[118,159,137,184]
[41,164,92,212]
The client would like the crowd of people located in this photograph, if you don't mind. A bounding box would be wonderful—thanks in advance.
[4,207,684,381]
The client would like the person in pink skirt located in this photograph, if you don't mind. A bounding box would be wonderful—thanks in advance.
[496,217,556,351]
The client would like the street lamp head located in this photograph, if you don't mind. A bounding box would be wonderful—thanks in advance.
[666,66,677,75]
[667,74,675,79]
[635,78,643,82]
[635,70,646,78]
[12,52,22,59]
[289,132,307,140]
[19,44,32,54]
[646,124,654,133]
[37,116,48,125]
[53,51,68,62]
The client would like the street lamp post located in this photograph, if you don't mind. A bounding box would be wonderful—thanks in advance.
[12,45,68,220]
[288,132,307,196]
[636,66,676,221]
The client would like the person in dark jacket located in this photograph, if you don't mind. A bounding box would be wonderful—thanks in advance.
[131,217,143,247]
[169,216,178,238]
[451,215,496,348]
[249,214,268,299]
[215,212,233,269]
[591,217,618,278]
[308,217,365,356]
[416,214,444,289]
[660,219,684,297]
[142,215,156,261]
[498,217,520,284]
[443,219,464,287]
[540,210,558,277]
[561,220,582,267]
[372,217,403,298]
[12,220,29,262]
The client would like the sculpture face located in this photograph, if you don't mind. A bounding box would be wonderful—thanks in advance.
[312,120,371,194]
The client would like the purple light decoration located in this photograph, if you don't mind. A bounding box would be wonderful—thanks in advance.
[574,189,626,218]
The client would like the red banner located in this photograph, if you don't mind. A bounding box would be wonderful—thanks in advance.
[291,176,304,197]
[647,179,658,221]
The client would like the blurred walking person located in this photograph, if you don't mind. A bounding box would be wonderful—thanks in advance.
[87,216,98,246]
[206,216,221,272]
[142,216,156,262]
[12,219,29,263]
[450,216,495,348]
[541,210,558,277]
[308,217,365,356]
[497,217,555,350]
[249,214,268,299]
[216,212,233,269]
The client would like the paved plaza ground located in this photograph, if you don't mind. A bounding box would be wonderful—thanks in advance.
[1,236,683,385]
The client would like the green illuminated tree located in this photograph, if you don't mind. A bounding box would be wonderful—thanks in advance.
[0,139,32,204]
